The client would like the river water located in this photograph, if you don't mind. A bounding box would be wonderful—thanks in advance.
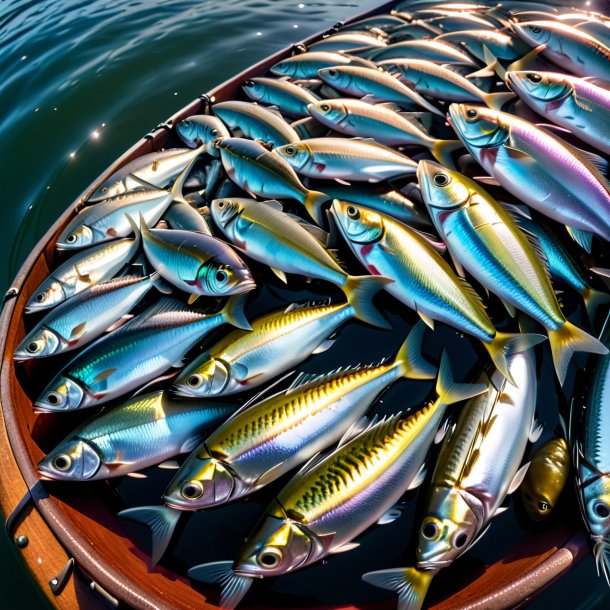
[1,0,609,608]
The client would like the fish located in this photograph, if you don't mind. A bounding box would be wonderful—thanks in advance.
[422,12,502,33]
[241,77,319,118]
[365,39,477,65]
[56,152,199,250]
[506,70,610,155]
[212,101,300,148]
[447,103,610,253]
[318,65,444,115]
[188,352,487,609]
[38,390,234,481]
[290,115,330,139]
[34,295,251,412]
[573,320,610,584]
[436,29,530,63]
[269,52,375,79]
[511,21,610,81]
[273,138,418,182]
[331,200,545,383]
[380,59,515,108]
[417,160,606,384]
[163,200,212,235]
[175,115,230,155]
[338,14,409,31]
[87,147,205,202]
[216,137,328,225]
[25,237,140,313]
[306,99,461,164]
[173,295,388,398]
[521,437,570,521]
[14,275,158,360]
[515,215,610,324]
[386,21,444,43]
[139,216,255,299]
[363,349,540,610]
[308,33,387,53]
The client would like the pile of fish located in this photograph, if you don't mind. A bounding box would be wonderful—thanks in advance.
[14,0,610,607]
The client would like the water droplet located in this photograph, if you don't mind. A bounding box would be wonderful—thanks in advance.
[21,55,27,60]
[173,92,178,96]
[53,107,58,111]
[293,24,298,29]
[35,107,39,112]
[256,31,262,36]
[91,130,99,139]
[298,3,305,7]
[69,152,76,158]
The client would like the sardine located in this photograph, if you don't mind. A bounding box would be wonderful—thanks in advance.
[308,33,387,53]
[270,52,375,79]
[241,77,319,118]
[175,115,230,155]
[436,29,529,62]
[366,39,477,65]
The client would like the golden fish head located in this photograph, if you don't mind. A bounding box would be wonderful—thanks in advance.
[174,357,230,397]
[417,160,471,213]
[331,200,384,245]
[448,103,507,149]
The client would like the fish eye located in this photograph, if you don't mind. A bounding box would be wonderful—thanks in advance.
[538,501,550,511]
[526,73,542,83]
[35,293,46,303]
[211,128,219,135]
[101,187,108,193]
[327,69,337,77]
[187,374,202,388]
[346,205,360,219]
[320,103,331,112]
[465,109,479,121]
[216,269,228,283]
[217,200,226,208]
[257,547,283,568]
[66,234,77,243]
[26,342,40,353]
[284,145,297,156]
[422,522,438,540]
[54,455,72,471]
[47,392,62,406]
[454,533,468,548]
[594,502,610,518]
[433,172,450,187]
[529,26,542,34]
[181,481,204,500]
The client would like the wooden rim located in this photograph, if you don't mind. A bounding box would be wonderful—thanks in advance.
[0,1,591,607]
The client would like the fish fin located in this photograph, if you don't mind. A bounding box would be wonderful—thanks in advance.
[484,332,546,385]
[169,150,204,200]
[485,45,506,80]
[285,212,329,245]
[417,308,435,331]
[260,199,284,211]
[494,506,510,516]
[69,322,88,339]
[466,64,497,79]
[508,462,530,495]
[118,505,182,566]
[377,507,403,525]
[506,45,545,74]
[334,178,352,186]
[337,415,378,449]
[412,229,446,254]
[447,248,466,278]
[222,293,252,331]
[474,175,501,186]
[434,418,453,445]
[362,567,437,610]
[297,451,328,474]
[536,123,572,135]
[343,275,393,330]
[591,267,610,279]
[548,321,608,385]
[568,145,609,175]
[436,350,488,405]
[312,339,336,354]
[303,190,329,227]
[430,140,462,170]
[484,91,516,110]
[181,435,204,454]
[126,472,147,479]
[467,521,492,551]
[188,561,253,610]
[530,418,544,443]
[500,298,517,318]
[407,462,427,491]
[565,226,593,253]
[254,462,286,488]
[270,267,288,283]
[501,202,531,219]
[329,542,360,554]
[582,287,610,326]
[188,294,200,306]
[395,321,436,380]
[150,271,173,294]
[233,370,297,412]
[504,146,533,161]
[92,368,117,383]
[231,362,249,381]
[380,242,398,255]
[158,460,181,470]
[104,315,133,334]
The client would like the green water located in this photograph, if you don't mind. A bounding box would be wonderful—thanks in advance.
[1,0,610,608]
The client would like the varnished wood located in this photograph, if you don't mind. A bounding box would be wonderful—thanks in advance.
[0,0,591,608]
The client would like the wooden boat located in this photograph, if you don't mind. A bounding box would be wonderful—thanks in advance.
[0,1,592,608]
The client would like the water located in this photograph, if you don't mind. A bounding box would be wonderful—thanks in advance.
[1,0,610,608]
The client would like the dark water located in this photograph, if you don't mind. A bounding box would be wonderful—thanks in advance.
[2,0,610,609]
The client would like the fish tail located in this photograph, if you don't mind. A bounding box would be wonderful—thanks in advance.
[484,332,546,385]
[304,190,329,227]
[548,321,608,385]
[436,349,488,405]
[169,148,205,204]
[431,140,463,169]
[582,286,610,326]
[395,321,436,380]
[343,275,393,330]
[362,567,437,610]
[125,213,144,250]
[484,91,516,110]
[222,293,252,331]
[189,561,253,609]
[118,505,182,566]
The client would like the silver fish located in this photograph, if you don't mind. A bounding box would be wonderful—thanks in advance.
[270,52,376,79]
[241,77,319,118]
[175,115,230,156]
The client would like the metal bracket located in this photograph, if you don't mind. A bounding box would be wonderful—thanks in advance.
[291,43,308,56]
[90,581,119,607]
[6,481,49,538]
[3,287,18,304]
[49,558,75,596]
[144,120,173,140]
[199,93,212,114]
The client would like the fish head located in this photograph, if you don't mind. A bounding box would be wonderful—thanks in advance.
[273,142,312,173]
[176,116,227,155]
[234,501,314,577]
[579,470,610,540]
[270,57,298,77]
[35,376,85,412]
[415,487,483,569]
[331,200,384,245]
[521,481,555,521]
[14,328,61,360]
[210,198,242,232]
[25,279,67,312]
[38,438,102,481]
[56,224,94,250]
[241,78,266,102]
[308,100,349,127]
[511,20,553,48]
[506,70,572,103]
[174,357,230,397]
[194,257,255,297]
[448,103,508,149]
[417,160,471,220]
[318,66,353,92]
[163,445,236,510]
[216,137,267,165]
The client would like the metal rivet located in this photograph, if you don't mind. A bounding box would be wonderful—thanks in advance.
[15,535,28,548]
